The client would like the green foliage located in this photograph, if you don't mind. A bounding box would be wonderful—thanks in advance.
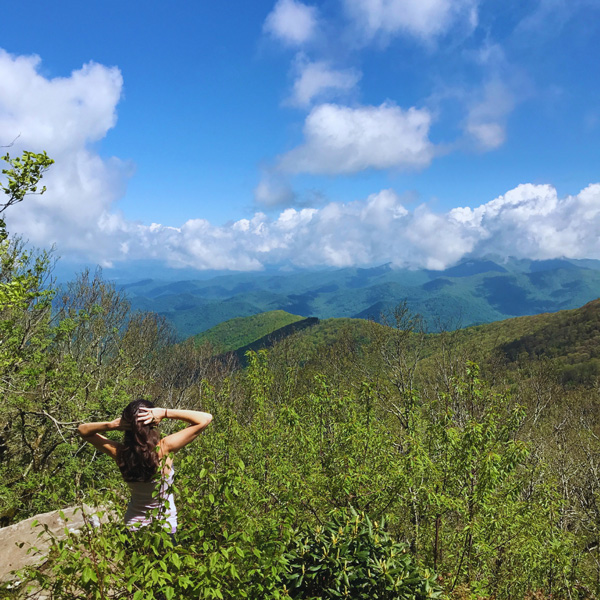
[0,150,54,238]
[1,334,594,600]
[499,298,600,384]
[284,508,441,600]
[11,461,290,599]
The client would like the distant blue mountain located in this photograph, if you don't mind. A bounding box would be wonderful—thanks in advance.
[431,259,508,278]
[113,258,600,338]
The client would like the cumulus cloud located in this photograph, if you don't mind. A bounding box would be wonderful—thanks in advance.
[286,57,361,107]
[73,182,600,272]
[343,0,479,41]
[0,49,129,260]
[0,51,122,152]
[448,183,600,260]
[263,0,319,46]
[278,102,435,174]
[89,189,417,270]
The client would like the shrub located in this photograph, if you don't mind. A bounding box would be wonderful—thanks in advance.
[282,507,441,600]
[8,461,290,600]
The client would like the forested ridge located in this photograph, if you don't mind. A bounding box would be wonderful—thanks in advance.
[3,153,600,599]
[192,310,305,353]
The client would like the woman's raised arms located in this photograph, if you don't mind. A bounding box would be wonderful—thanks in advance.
[137,407,212,457]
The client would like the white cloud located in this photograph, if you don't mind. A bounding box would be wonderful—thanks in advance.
[0,49,129,259]
[287,57,361,107]
[109,183,600,271]
[449,183,600,260]
[264,0,319,46]
[0,51,122,152]
[279,102,435,174]
[429,44,519,152]
[343,0,479,41]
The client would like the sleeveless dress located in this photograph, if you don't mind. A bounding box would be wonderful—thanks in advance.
[123,467,177,534]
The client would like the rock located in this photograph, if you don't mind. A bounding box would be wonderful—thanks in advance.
[0,505,105,581]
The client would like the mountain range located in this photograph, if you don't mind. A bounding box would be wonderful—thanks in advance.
[118,257,600,338]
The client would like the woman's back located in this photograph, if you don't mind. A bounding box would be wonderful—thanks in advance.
[124,467,177,533]
[78,400,213,533]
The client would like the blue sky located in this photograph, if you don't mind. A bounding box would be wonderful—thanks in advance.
[1,0,599,274]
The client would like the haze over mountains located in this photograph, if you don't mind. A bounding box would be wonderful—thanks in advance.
[119,257,600,338]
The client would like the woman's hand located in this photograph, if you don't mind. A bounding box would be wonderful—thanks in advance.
[137,407,166,426]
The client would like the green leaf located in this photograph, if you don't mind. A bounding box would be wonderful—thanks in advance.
[81,566,97,584]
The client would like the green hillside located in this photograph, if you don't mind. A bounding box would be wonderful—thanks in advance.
[419,297,600,374]
[283,298,600,386]
[231,317,320,366]
[202,299,600,386]
[193,310,304,353]
[497,298,600,383]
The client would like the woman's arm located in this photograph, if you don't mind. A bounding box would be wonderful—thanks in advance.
[77,418,125,459]
[138,407,212,456]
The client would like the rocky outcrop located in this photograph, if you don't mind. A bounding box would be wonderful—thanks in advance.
[0,505,102,581]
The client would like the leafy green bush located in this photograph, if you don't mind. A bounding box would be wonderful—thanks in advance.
[283,507,441,600]
[10,460,290,600]
[8,463,441,600]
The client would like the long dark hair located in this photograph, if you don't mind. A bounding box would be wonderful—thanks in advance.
[116,399,161,482]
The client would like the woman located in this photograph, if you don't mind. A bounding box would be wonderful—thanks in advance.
[78,399,212,535]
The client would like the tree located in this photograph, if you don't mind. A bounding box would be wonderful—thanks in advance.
[0,150,54,239]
